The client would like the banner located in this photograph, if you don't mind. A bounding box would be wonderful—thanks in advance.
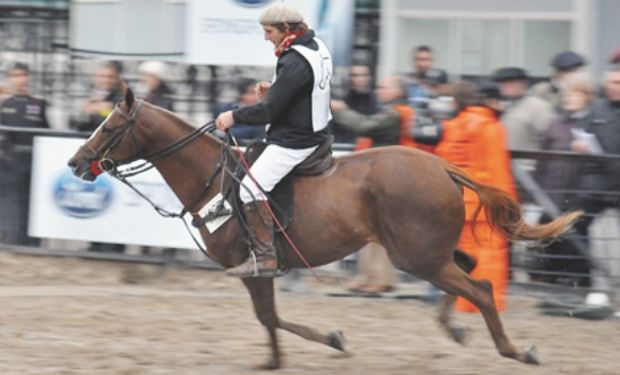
[29,137,203,249]
[185,0,354,66]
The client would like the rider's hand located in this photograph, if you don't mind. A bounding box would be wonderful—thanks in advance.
[571,140,591,153]
[255,82,271,99]
[330,100,347,112]
[215,110,235,131]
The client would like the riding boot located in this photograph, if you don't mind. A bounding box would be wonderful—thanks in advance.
[226,202,279,278]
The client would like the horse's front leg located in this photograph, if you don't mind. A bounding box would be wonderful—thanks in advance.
[242,277,282,370]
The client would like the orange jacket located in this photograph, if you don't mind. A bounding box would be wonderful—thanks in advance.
[434,106,517,221]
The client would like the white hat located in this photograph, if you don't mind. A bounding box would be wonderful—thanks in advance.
[259,3,304,24]
[138,61,170,81]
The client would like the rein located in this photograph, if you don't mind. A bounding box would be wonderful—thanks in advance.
[84,100,221,258]
[85,102,321,279]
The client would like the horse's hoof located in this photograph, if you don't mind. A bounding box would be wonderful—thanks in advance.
[253,358,281,370]
[522,345,541,365]
[448,325,470,346]
[327,330,347,352]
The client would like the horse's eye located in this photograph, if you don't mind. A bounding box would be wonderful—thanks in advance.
[101,126,112,134]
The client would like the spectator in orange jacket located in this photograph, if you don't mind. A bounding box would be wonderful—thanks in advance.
[434,82,517,312]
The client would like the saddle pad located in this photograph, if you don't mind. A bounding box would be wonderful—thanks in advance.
[239,136,334,231]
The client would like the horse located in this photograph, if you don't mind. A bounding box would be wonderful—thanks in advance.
[68,88,580,370]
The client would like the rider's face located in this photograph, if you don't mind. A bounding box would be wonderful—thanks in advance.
[263,25,286,48]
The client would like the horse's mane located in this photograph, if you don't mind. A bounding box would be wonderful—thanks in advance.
[143,101,222,146]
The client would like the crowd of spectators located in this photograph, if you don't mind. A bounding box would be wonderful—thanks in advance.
[2,44,620,303]
[325,46,620,299]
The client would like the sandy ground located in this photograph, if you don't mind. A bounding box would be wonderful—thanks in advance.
[0,252,618,375]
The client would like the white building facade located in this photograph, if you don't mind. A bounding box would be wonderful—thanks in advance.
[379,0,620,79]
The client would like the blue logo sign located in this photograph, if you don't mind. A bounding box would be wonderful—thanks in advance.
[234,0,272,7]
[53,170,115,218]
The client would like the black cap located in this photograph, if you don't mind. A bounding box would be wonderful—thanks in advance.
[424,69,448,86]
[478,81,501,100]
[551,51,585,71]
[10,62,29,73]
[492,67,528,82]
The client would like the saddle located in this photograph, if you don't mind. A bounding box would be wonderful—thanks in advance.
[190,136,333,273]
[238,135,334,231]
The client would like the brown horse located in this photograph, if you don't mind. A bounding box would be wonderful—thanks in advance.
[68,89,579,370]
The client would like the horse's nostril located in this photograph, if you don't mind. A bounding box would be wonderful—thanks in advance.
[67,160,77,168]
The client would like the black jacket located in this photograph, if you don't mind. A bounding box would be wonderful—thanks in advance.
[580,99,620,197]
[232,30,328,149]
[0,94,49,146]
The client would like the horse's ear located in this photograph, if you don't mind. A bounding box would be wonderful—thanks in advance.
[121,81,134,109]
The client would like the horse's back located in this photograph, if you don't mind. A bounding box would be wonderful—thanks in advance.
[299,145,459,204]
[334,146,455,188]
[287,145,465,269]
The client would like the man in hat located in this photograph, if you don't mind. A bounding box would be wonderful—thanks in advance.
[215,3,333,277]
[493,67,555,154]
[530,51,586,111]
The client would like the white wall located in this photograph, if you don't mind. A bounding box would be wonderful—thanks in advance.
[380,0,578,78]
[70,0,185,60]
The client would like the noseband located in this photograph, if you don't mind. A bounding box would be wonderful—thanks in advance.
[85,100,145,176]
[84,100,217,178]
[80,101,219,258]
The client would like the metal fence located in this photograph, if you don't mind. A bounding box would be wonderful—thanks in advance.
[1,125,619,304]
[509,150,620,306]
[0,3,378,131]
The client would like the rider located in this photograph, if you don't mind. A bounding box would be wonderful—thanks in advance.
[215,3,333,278]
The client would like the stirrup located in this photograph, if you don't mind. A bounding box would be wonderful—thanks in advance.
[226,251,288,278]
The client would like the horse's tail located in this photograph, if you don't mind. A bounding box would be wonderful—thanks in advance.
[444,162,582,242]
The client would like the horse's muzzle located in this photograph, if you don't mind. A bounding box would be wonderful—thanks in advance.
[67,156,97,182]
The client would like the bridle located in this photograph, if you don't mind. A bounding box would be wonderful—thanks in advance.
[80,100,320,276]
[84,99,217,179]
[81,99,221,257]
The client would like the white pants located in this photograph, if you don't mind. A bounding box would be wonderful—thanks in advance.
[240,144,318,203]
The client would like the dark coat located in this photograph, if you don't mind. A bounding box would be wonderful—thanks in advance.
[330,89,379,143]
[331,105,401,147]
[232,30,328,149]
[76,87,123,132]
[579,99,620,201]
[0,94,49,146]
[534,112,590,209]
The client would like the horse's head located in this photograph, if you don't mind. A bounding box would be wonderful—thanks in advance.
[68,87,148,181]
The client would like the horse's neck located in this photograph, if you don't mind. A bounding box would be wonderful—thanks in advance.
[147,112,225,212]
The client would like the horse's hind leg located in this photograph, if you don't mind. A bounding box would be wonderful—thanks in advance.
[437,249,477,345]
[430,263,540,365]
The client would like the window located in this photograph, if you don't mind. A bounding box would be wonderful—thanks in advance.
[393,17,572,77]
